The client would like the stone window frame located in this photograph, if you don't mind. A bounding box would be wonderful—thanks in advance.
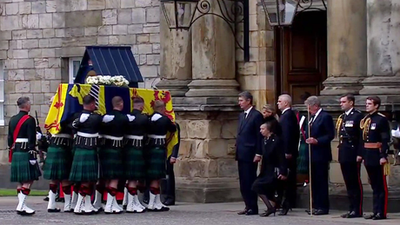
[0,61,4,126]
[68,57,82,84]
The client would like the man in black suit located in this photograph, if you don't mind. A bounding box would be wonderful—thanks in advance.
[304,96,335,215]
[337,94,364,218]
[277,94,300,215]
[236,91,263,216]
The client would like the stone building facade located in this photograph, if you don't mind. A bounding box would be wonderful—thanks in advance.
[1,0,400,209]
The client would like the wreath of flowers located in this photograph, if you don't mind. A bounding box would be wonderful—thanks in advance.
[86,75,129,87]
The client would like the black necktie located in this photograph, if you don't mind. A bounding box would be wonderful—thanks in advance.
[244,112,247,119]
[309,115,315,127]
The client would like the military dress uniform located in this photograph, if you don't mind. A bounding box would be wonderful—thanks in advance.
[123,109,149,213]
[69,110,103,214]
[8,111,41,215]
[336,108,364,218]
[146,112,176,211]
[98,109,128,214]
[360,112,391,220]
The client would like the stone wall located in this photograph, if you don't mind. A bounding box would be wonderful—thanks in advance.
[0,0,161,162]
[236,0,275,110]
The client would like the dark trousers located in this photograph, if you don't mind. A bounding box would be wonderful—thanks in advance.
[161,157,175,201]
[284,158,297,207]
[365,165,388,216]
[311,162,329,212]
[340,162,363,214]
[238,161,258,212]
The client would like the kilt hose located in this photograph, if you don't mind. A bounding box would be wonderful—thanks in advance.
[146,146,167,180]
[10,151,41,183]
[69,147,99,183]
[98,147,123,180]
[43,146,72,180]
[123,146,145,180]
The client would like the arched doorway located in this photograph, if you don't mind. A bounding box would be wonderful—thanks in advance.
[275,10,327,104]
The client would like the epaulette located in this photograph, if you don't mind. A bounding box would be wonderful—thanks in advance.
[354,109,362,113]
[378,112,386,117]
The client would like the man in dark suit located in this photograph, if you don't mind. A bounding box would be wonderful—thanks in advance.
[236,91,263,216]
[277,94,300,215]
[304,96,335,215]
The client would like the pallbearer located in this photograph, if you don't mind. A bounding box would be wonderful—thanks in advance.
[361,96,391,220]
[337,94,364,218]
[43,113,74,213]
[98,96,127,214]
[146,100,176,211]
[8,97,42,215]
[123,97,148,213]
[69,95,103,215]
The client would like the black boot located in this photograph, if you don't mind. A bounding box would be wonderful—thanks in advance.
[259,195,276,217]
[278,200,291,216]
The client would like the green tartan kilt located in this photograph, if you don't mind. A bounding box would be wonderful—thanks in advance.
[123,146,145,180]
[10,152,41,183]
[69,147,98,182]
[43,146,72,181]
[99,148,123,179]
[146,146,167,180]
[297,141,309,175]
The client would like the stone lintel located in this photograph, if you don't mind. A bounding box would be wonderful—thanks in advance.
[156,79,190,97]
[320,76,364,96]
[185,79,240,97]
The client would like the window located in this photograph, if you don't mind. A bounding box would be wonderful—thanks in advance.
[68,57,81,84]
[0,61,4,126]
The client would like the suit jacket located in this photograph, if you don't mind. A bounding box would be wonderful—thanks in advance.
[280,108,300,157]
[307,109,335,163]
[236,107,264,162]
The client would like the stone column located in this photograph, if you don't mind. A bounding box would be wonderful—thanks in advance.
[320,0,367,101]
[173,1,242,203]
[157,6,192,97]
[359,0,400,109]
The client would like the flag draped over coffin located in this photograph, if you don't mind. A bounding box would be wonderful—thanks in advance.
[45,84,178,157]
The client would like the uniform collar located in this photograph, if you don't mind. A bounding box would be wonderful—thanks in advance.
[345,108,353,115]
[282,107,290,114]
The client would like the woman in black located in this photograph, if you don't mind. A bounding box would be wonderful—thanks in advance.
[252,122,287,217]
[261,104,282,136]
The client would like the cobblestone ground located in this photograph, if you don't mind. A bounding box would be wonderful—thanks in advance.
[0,197,399,225]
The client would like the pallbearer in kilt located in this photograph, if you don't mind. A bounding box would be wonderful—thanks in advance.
[43,116,74,213]
[8,97,41,215]
[146,100,176,211]
[123,96,148,213]
[69,95,103,215]
[361,96,391,220]
[337,94,364,218]
[98,96,128,214]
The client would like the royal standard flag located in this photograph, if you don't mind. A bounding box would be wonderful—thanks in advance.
[45,84,178,157]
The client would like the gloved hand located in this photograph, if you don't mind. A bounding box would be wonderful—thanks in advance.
[36,132,42,141]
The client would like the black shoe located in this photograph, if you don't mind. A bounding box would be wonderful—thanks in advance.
[48,208,61,213]
[43,197,49,202]
[143,198,149,205]
[305,208,316,215]
[364,214,376,220]
[278,202,291,216]
[260,208,276,217]
[346,211,362,218]
[238,209,248,215]
[245,209,258,215]
[163,199,175,206]
[372,213,386,220]
[313,209,329,215]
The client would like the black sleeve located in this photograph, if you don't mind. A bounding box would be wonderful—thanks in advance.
[254,112,264,155]
[171,123,180,158]
[167,117,176,133]
[276,138,287,176]
[355,113,364,157]
[26,117,37,150]
[7,118,13,148]
[379,117,391,159]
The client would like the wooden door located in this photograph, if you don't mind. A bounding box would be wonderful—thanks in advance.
[276,11,327,104]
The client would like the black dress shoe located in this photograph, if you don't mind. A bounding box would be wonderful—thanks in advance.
[305,208,316,215]
[372,213,386,220]
[313,209,328,215]
[245,209,258,215]
[163,199,175,206]
[364,213,376,219]
[347,211,362,218]
[237,209,248,215]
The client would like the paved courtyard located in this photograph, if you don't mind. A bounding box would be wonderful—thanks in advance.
[0,197,399,225]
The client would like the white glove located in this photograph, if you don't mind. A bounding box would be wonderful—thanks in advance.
[29,160,37,165]
[36,132,42,140]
